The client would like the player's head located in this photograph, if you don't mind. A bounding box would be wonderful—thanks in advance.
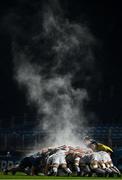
[83,136,93,146]
[88,141,97,151]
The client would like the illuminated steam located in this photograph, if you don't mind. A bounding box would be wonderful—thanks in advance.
[12,1,95,146]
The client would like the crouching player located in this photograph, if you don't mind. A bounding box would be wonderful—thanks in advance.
[3,156,32,175]
[4,152,42,176]
[79,152,106,176]
[45,149,72,176]
[99,151,121,177]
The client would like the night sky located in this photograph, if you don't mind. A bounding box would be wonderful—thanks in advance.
[0,0,122,124]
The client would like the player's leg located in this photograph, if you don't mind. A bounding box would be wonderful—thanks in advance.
[80,163,92,176]
[110,166,121,176]
[51,155,61,176]
[90,161,105,176]
[31,165,38,176]
[3,164,21,175]
[74,157,81,175]
[83,165,92,176]
[52,163,59,176]
[18,157,32,175]
[60,156,72,176]
[61,163,72,176]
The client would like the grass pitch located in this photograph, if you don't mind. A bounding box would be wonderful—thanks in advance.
[0,173,122,180]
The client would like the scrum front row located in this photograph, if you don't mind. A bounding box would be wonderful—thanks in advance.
[3,144,121,177]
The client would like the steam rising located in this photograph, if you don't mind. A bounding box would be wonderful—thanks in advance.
[12,1,95,146]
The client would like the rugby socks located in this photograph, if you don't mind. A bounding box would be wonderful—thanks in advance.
[52,167,58,176]
[64,168,72,175]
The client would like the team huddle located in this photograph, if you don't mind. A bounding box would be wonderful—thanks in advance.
[4,137,121,177]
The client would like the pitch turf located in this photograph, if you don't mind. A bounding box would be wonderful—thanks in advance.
[0,173,122,180]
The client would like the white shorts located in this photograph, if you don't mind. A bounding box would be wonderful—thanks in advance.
[47,154,66,165]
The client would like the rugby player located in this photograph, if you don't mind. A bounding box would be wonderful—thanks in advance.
[4,152,43,176]
[45,149,72,176]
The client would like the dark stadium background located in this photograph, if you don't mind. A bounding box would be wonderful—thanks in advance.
[0,0,122,123]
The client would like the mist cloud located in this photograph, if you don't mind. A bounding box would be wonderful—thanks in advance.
[11,1,95,146]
